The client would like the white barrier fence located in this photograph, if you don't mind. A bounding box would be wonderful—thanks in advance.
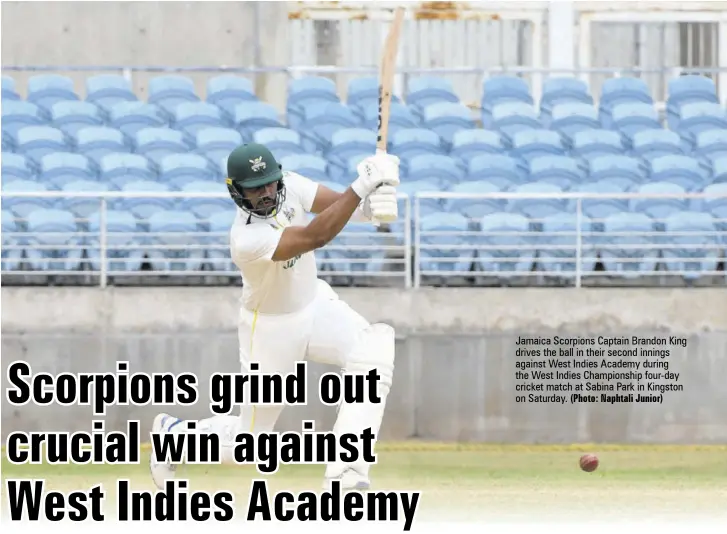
[2,191,726,288]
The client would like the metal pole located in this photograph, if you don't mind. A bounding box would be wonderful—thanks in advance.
[575,197,582,288]
[404,195,412,289]
[100,198,108,289]
[414,195,421,289]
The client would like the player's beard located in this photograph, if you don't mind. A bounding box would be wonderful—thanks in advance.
[252,194,277,217]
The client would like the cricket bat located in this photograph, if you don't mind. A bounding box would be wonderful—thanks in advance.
[372,6,405,223]
[376,7,405,154]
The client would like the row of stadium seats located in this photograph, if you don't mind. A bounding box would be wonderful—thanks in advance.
[4,95,727,155]
[2,208,725,278]
[4,177,727,223]
[3,72,722,128]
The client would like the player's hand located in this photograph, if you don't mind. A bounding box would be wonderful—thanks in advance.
[351,152,400,199]
[367,185,398,223]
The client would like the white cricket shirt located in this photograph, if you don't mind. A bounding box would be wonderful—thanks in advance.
[230,171,320,315]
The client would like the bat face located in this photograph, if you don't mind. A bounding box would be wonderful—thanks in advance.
[377,89,384,145]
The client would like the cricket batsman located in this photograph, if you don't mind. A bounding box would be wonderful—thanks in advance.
[150,143,400,492]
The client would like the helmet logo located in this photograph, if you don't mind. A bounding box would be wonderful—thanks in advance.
[250,157,267,172]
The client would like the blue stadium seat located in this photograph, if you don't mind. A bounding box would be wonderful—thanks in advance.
[253,127,305,159]
[446,181,503,220]
[390,128,444,161]
[528,155,583,189]
[548,103,600,142]
[508,182,568,221]
[2,130,15,152]
[146,210,205,271]
[536,212,596,277]
[134,127,190,166]
[1,209,22,271]
[598,77,653,128]
[298,102,360,151]
[589,155,645,190]
[2,101,48,138]
[571,129,625,164]
[422,102,475,146]
[407,154,463,187]
[701,183,727,226]
[340,154,369,185]
[710,157,727,185]
[326,128,377,175]
[361,102,419,135]
[610,102,660,142]
[666,75,719,130]
[466,154,522,189]
[195,127,244,165]
[206,75,257,117]
[173,102,227,137]
[159,154,216,188]
[85,75,138,112]
[407,77,458,112]
[40,152,96,188]
[481,76,533,124]
[1,180,54,218]
[347,77,400,110]
[109,102,168,139]
[2,152,35,183]
[571,181,629,223]
[2,75,20,101]
[60,180,111,217]
[600,212,658,278]
[676,102,727,144]
[450,129,506,164]
[207,209,238,272]
[117,181,175,220]
[86,210,143,272]
[15,126,70,162]
[233,101,282,139]
[418,212,473,273]
[650,154,707,191]
[74,126,131,164]
[25,208,83,271]
[280,154,329,181]
[488,102,541,137]
[630,182,689,222]
[662,211,721,279]
[326,222,386,274]
[50,101,105,137]
[179,181,231,219]
[27,75,79,112]
[510,129,565,163]
[694,129,727,165]
[477,212,535,275]
[100,153,157,188]
[540,77,593,119]
[397,180,443,219]
[287,76,340,130]
[631,129,684,164]
[148,75,200,114]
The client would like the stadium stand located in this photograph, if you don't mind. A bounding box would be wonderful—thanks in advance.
[1,72,726,285]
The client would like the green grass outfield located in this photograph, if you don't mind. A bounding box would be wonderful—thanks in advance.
[3,443,727,522]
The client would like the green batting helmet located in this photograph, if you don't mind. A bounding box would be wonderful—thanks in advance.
[225,143,286,218]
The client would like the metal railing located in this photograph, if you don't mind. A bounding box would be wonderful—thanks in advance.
[2,191,726,288]
[413,191,727,288]
[0,191,411,288]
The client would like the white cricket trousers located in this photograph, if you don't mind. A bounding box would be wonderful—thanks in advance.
[196,278,370,459]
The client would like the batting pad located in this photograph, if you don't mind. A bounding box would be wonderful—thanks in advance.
[324,323,396,480]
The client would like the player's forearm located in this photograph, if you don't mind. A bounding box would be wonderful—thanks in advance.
[306,188,362,246]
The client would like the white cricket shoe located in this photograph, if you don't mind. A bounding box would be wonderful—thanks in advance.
[149,413,178,490]
[324,468,370,492]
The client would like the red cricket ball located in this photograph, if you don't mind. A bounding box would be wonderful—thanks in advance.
[579,454,599,472]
